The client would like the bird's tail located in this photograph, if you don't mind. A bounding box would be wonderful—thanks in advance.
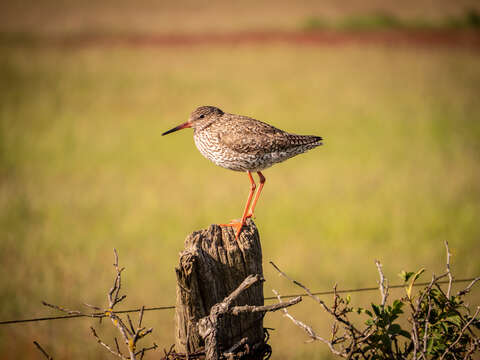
[288,134,323,147]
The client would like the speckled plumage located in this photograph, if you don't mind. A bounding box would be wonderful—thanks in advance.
[162,105,323,239]
[187,106,323,172]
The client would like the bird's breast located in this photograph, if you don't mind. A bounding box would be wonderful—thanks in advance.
[193,132,222,164]
[193,131,256,172]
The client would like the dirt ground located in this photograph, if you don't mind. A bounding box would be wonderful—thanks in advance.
[4,29,480,50]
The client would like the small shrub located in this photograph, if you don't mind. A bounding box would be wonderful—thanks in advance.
[274,243,480,359]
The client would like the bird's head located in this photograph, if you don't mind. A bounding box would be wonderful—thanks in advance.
[162,106,224,136]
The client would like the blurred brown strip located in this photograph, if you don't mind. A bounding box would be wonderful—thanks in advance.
[3,30,480,49]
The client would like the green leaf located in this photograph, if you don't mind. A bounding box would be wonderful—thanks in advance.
[445,315,462,327]
[427,338,434,353]
[371,303,382,316]
[406,268,425,299]
[388,324,402,335]
[399,270,415,282]
[392,299,403,310]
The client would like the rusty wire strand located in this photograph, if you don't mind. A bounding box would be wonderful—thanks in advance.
[0,278,477,326]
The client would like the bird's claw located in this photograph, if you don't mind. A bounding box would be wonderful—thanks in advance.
[245,212,255,219]
[220,219,246,239]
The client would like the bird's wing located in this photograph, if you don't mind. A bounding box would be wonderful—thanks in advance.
[217,115,311,155]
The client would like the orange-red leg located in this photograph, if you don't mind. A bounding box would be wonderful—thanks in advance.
[220,171,256,239]
[246,171,266,219]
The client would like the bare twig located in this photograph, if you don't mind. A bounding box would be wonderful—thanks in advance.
[33,341,53,360]
[411,312,419,360]
[457,277,480,297]
[409,274,441,360]
[270,261,323,305]
[84,302,102,311]
[375,260,388,307]
[127,314,136,334]
[271,290,319,341]
[138,305,145,329]
[270,261,363,336]
[416,273,447,312]
[108,248,126,308]
[115,337,122,356]
[135,343,158,357]
[41,301,95,317]
[422,295,432,357]
[90,326,128,360]
[445,241,453,299]
[272,289,345,356]
[41,250,157,360]
[270,263,378,359]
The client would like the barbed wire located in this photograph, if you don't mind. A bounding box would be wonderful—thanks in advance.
[0,277,477,326]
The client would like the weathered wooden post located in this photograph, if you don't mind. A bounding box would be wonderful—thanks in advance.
[174,219,265,359]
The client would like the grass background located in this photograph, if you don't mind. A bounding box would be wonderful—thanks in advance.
[1,1,480,359]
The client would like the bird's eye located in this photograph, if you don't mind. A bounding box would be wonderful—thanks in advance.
[199,114,205,119]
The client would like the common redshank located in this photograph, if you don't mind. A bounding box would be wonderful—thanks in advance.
[162,106,323,239]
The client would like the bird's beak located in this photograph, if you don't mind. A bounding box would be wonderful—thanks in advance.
[162,121,192,136]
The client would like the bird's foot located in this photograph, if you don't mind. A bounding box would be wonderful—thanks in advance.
[220,218,241,226]
[220,219,246,239]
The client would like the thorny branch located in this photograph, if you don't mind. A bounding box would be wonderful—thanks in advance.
[422,295,432,356]
[42,249,157,360]
[457,276,480,297]
[271,241,480,360]
[271,262,375,358]
[272,289,344,356]
[90,326,127,360]
[375,260,388,307]
[270,261,364,337]
[445,241,453,299]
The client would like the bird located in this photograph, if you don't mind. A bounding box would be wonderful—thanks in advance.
[162,106,323,239]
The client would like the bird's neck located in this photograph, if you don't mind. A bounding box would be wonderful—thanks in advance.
[194,120,216,134]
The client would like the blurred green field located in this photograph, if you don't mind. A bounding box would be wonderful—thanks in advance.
[1,41,480,359]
